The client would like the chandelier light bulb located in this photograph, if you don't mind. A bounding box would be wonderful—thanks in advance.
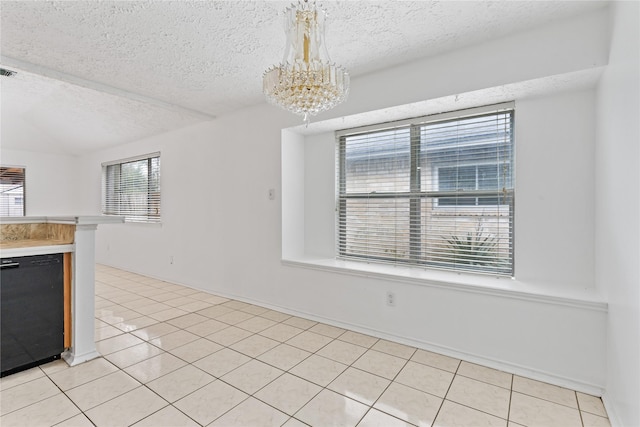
[263,0,349,125]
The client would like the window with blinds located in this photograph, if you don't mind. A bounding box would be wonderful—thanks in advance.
[0,166,25,216]
[102,153,161,223]
[337,105,514,276]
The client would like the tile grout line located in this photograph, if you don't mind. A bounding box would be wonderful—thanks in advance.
[45,268,606,424]
[115,298,317,426]
[354,345,419,426]
[429,358,463,425]
[274,324,364,425]
[507,370,515,424]
[103,296,508,426]
[576,390,586,427]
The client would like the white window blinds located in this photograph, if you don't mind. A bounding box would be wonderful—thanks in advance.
[102,153,161,223]
[0,166,25,216]
[337,104,514,276]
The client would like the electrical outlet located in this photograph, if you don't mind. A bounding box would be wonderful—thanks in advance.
[386,291,396,307]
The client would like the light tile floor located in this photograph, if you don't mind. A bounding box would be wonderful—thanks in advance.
[0,265,611,427]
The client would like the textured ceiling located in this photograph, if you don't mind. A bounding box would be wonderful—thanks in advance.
[0,0,607,154]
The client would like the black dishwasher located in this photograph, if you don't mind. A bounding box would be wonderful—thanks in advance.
[1,253,64,377]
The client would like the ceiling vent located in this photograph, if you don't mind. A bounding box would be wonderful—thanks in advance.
[0,68,17,77]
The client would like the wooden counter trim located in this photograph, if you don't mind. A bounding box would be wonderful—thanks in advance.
[0,223,75,246]
[64,252,72,349]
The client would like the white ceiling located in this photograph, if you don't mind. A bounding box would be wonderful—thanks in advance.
[0,1,607,155]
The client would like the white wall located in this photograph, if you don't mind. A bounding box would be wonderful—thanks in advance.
[301,90,598,294]
[291,88,605,390]
[76,8,613,394]
[282,129,306,259]
[515,91,596,292]
[322,5,608,123]
[79,105,296,288]
[303,132,335,258]
[595,2,640,426]
[0,148,81,215]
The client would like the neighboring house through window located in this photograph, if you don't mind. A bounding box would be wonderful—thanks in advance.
[0,166,25,216]
[337,104,514,276]
[437,162,511,206]
[102,153,161,223]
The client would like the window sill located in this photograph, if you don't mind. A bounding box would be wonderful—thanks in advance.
[123,220,163,227]
[102,216,162,227]
[281,256,607,312]
[124,219,162,226]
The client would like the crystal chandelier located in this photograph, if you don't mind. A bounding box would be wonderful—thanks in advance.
[263,0,349,124]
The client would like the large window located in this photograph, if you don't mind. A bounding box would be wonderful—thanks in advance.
[102,153,161,223]
[337,105,514,276]
[0,166,25,216]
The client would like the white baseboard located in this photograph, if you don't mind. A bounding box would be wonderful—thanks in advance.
[234,294,606,396]
[601,393,623,427]
[97,262,606,397]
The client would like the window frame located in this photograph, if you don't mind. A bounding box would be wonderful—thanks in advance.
[101,152,161,224]
[0,166,26,217]
[336,103,514,276]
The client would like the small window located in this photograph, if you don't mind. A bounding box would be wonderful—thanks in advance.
[0,166,26,216]
[102,153,161,223]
